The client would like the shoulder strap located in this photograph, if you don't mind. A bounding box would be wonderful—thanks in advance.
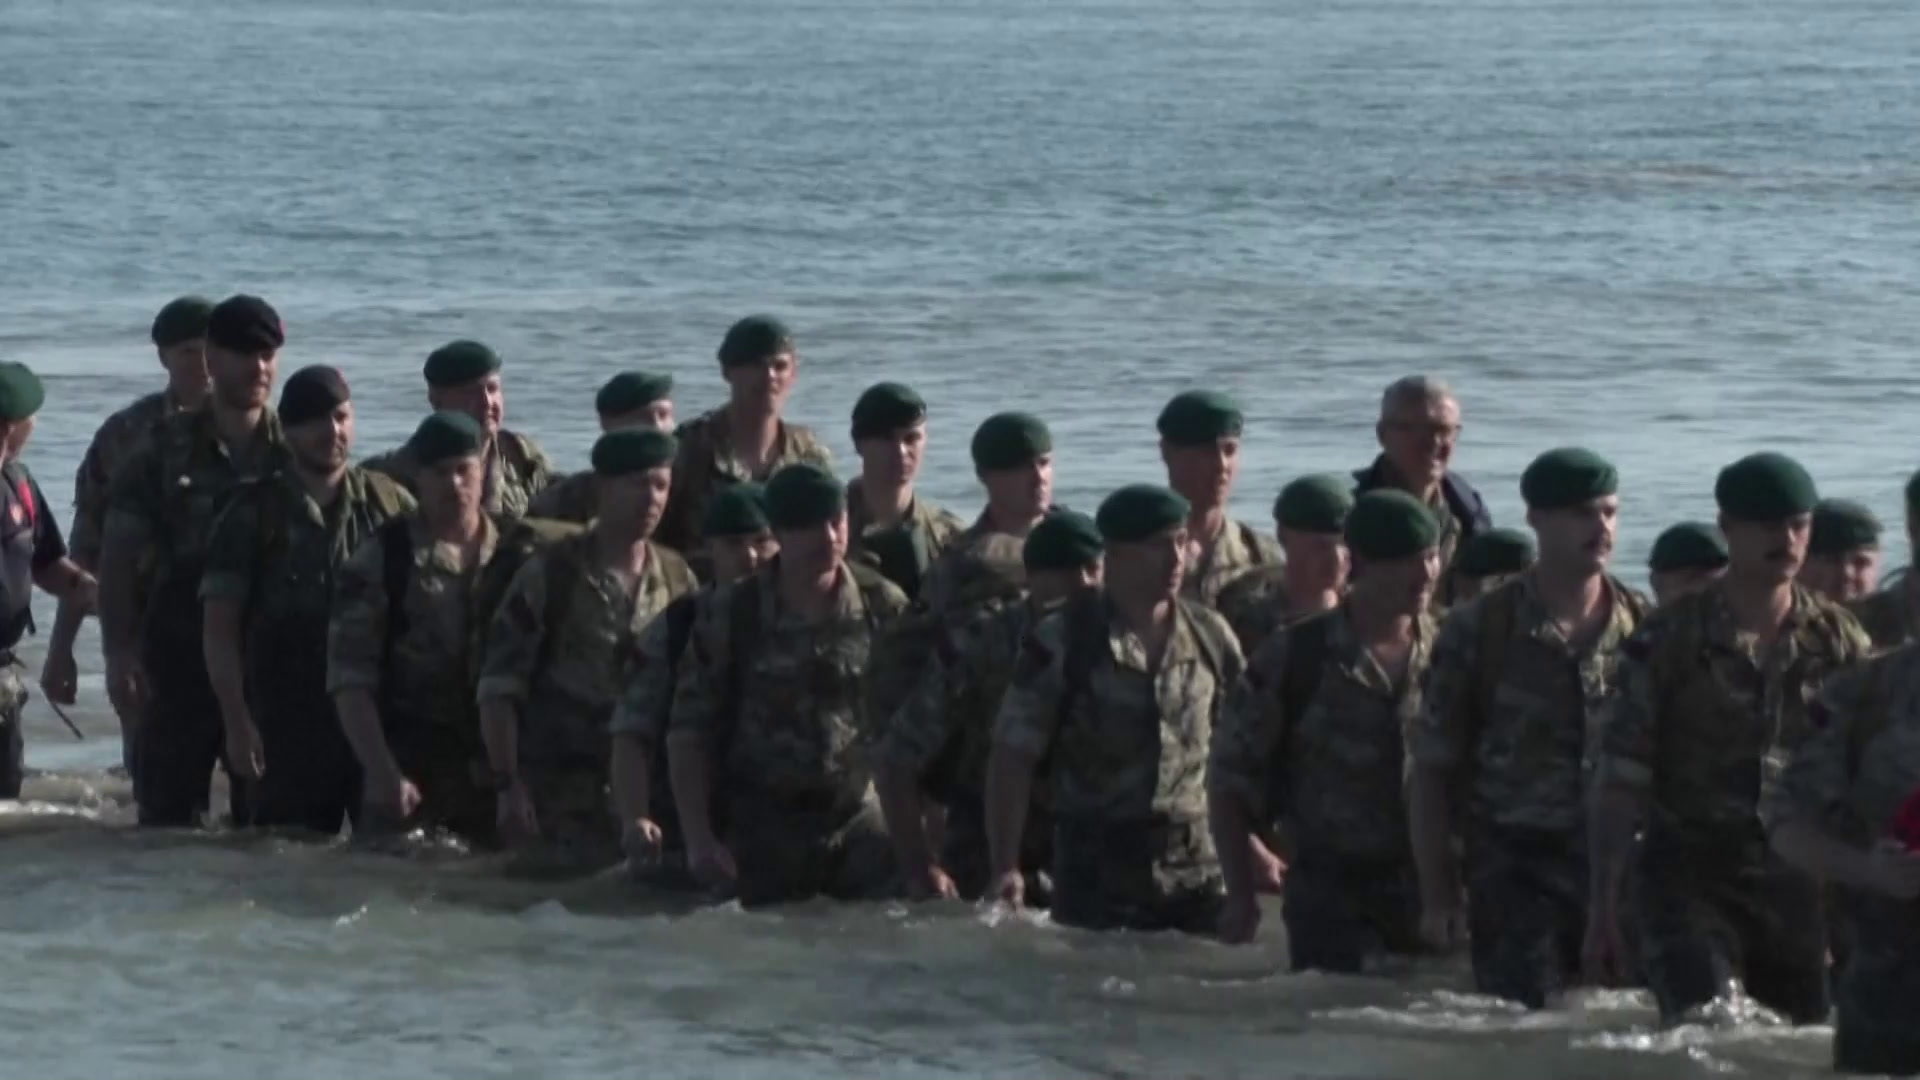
[656,546,699,599]
[1177,599,1233,680]
[1057,589,1109,728]
[845,560,899,633]
[2,462,33,531]
[1470,583,1523,732]
[533,539,584,680]
[664,591,700,664]
[360,469,414,519]
[377,517,414,693]
[1278,610,1333,727]
[709,574,765,760]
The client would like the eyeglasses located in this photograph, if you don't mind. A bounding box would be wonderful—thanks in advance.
[1385,420,1463,441]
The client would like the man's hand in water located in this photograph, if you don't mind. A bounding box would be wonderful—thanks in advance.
[38,647,77,707]
[687,834,737,889]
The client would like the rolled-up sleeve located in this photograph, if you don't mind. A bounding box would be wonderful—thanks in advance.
[326,535,390,696]
[475,556,549,704]
[991,613,1069,760]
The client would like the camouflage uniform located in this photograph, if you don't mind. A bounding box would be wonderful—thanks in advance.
[1212,606,1434,970]
[845,477,965,601]
[0,463,67,797]
[918,514,1029,618]
[200,467,415,833]
[1182,520,1280,608]
[653,408,831,555]
[1770,647,1920,1072]
[609,586,707,870]
[104,407,286,826]
[69,389,191,570]
[665,564,908,905]
[524,470,598,525]
[877,597,1056,897]
[1216,564,1327,657]
[1849,578,1920,653]
[361,429,553,520]
[995,595,1243,933]
[1597,582,1871,1023]
[326,516,503,845]
[476,533,695,871]
[1411,574,1647,1005]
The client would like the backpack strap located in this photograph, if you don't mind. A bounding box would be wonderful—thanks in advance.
[1268,609,1334,816]
[1176,598,1235,682]
[531,537,584,683]
[1057,589,1110,728]
[377,517,414,697]
[709,572,765,766]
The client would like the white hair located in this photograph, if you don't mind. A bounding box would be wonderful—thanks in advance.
[1379,375,1457,418]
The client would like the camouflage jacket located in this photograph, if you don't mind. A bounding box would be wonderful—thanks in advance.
[1769,644,1920,846]
[361,429,554,520]
[654,407,832,553]
[201,466,416,633]
[994,595,1244,825]
[326,515,501,730]
[1211,605,1436,859]
[69,388,193,569]
[845,477,966,600]
[1215,564,1338,657]
[666,563,908,804]
[476,532,696,767]
[609,587,707,743]
[1597,581,1872,844]
[103,406,287,605]
[1410,573,1648,833]
[524,469,599,525]
[1182,519,1280,608]
[918,514,1030,618]
[1849,579,1920,654]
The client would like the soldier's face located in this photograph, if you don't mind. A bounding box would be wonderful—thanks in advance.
[1028,558,1102,605]
[1161,438,1239,511]
[1798,548,1880,603]
[857,422,926,490]
[599,401,674,434]
[419,453,484,522]
[598,467,673,538]
[1110,526,1189,603]
[1377,396,1460,488]
[981,455,1052,521]
[1528,496,1617,575]
[1278,527,1349,595]
[778,510,847,579]
[1652,566,1723,607]
[429,375,504,438]
[710,531,778,585]
[1355,545,1441,614]
[158,338,209,392]
[1721,513,1811,585]
[208,342,277,412]
[288,402,354,473]
[724,350,797,414]
[0,415,36,461]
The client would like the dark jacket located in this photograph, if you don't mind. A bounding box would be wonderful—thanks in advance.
[1352,457,1493,537]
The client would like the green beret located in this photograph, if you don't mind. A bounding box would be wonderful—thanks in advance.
[1649,521,1730,573]
[851,382,927,441]
[1156,390,1244,446]
[423,340,503,387]
[971,412,1052,472]
[591,429,677,476]
[717,315,794,368]
[1345,490,1442,561]
[151,296,214,348]
[1521,447,1619,510]
[1096,484,1191,544]
[1810,498,1881,556]
[595,371,672,416]
[1273,474,1354,534]
[1455,528,1536,578]
[764,463,846,530]
[704,483,772,539]
[406,410,485,466]
[0,363,46,423]
[1023,510,1104,572]
[1714,452,1818,522]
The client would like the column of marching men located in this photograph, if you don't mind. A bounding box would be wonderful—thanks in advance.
[8,293,1920,1071]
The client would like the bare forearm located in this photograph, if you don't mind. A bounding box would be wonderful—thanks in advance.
[1209,792,1257,901]
[983,748,1035,879]
[1588,786,1642,908]
[200,602,250,731]
[477,698,520,779]
[668,738,717,845]
[335,690,400,780]
[49,594,86,654]
[1408,767,1458,906]
[875,762,935,875]
[609,736,653,826]
[1772,820,1874,890]
[95,538,141,654]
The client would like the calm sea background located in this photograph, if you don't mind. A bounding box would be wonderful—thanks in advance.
[2,0,1916,1074]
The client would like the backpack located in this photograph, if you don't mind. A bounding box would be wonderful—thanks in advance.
[1056,591,1237,732]
[249,468,413,583]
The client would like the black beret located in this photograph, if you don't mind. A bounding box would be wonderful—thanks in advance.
[1024,510,1104,572]
[406,411,485,467]
[1455,527,1536,578]
[1809,498,1882,557]
[1649,522,1730,573]
[970,412,1052,472]
[1096,484,1190,544]
[1345,490,1442,561]
[205,295,284,353]
[0,363,46,422]
[151,296,214,348]
[423,340,502,387]
[595,371,673,416]
[764,463,846,530]
[1273,474,1354,534]
[717,315,794,368]
[591,429,678,476]
[1521,447,1619,510]
[851,382,927,441]
[704,483,772,539]
[1715,452,1817,522]
[1157,390,1244,446]
[277,365,351,426]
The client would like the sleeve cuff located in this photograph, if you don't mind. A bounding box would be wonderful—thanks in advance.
[475,675,528,704]
[199,572,249,602]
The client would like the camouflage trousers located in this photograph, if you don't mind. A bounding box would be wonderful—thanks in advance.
[1466,825,1591,1007]
[1831,902,1920,1074]
[1282,847,1422,973]
[1637,831,1828,1024]
[1051,815,1223,934]
[506,757,620,880]
[368,713,498,849]
[724,787,896,907]
[941,795,1053,905]
[0,664,24,799]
